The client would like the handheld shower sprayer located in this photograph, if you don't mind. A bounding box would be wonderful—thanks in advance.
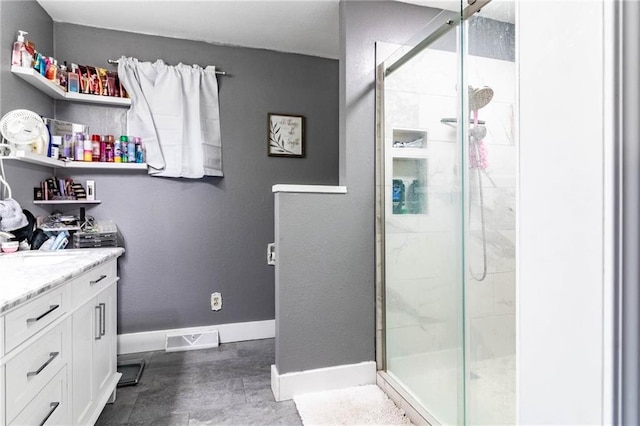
[468,85,493,282]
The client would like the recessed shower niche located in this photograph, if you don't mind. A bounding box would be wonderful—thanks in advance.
[390,128,427,215]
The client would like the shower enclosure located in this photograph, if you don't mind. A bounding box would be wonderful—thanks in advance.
[376,1,515,424]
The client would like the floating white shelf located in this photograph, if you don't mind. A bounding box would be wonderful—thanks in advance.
[11,66,131,107]
[63,161,147,170]
[33,200,101,205]
[13,151,147,170]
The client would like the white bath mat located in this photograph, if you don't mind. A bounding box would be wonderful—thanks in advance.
[293,385,412,425]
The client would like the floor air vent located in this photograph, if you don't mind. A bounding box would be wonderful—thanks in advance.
[165,329,219,352]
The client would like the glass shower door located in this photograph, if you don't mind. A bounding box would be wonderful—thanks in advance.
[381,8,466,425]
[379,1,516,424]
[464,4,516,424]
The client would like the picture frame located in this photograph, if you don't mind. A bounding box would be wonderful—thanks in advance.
[268,113,305,157]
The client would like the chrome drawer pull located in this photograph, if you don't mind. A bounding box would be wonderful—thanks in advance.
[26,305,60,324]
[99,303,106,336]
[39,401,60,426]
[27,352,59,378]
[95,305,102,340]
[90,274,108,285]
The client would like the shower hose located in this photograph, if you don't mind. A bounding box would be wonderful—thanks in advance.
[469,110,488,282]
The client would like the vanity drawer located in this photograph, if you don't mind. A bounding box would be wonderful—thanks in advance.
[5,285,69,354]
[5,318,70,423]
[9,365,69,426]
[72,260,117,306]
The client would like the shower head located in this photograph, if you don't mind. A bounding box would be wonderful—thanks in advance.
[469,86,494,111]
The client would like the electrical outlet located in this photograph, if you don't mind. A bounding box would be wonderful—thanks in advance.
[211,292,222,311]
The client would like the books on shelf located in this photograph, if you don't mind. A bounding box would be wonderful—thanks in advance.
[38,176,86,201]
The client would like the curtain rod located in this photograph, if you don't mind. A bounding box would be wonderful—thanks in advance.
[107,59,227,76]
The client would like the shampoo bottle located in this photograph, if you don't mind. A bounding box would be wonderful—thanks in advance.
[11,31,28,66]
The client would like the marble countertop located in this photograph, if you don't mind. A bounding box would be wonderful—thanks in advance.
[0,248,124,314]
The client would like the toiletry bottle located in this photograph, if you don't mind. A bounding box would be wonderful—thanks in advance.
[121,136,129,163]
[392,179,405,214]
[74,133,85,161]
[91,134,101,162]
[24,40,35,68]
[128,137,136,162]
[58,62,68,91]
[84,133,93,162]
[99,135,107,162]
[68,63,80,93]
[114,137,122,163]
[46,57,57,81]
[63,134,72,159]
[11,31,28,66]
[105,135,114,162]
[119,136,128,163]
[134,137,143,163]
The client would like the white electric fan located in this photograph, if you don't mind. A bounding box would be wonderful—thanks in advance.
[0,109,48,199]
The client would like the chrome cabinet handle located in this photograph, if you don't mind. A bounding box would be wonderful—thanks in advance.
[99,303,106,336]
[39,402,60,426]
[95,305,102,340]
[26,305,60,324]
[90,274,108,285]
[27,352,59,378]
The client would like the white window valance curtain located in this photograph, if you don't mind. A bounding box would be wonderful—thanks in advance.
[118,57,223,178]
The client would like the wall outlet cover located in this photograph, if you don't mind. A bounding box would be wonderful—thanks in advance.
[211,292,222,311]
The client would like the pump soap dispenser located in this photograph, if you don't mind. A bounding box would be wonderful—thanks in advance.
[11,30,29,67]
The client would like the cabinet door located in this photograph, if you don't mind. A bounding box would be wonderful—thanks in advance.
[71,300,96,425]
[94,284,116,399]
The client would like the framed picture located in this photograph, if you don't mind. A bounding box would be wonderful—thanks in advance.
[268,113,305,157]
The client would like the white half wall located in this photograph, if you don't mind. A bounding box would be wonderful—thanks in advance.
[271,361,377,402]
[517,1,613,424]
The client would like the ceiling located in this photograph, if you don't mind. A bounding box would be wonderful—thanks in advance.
[37,0,342,59]
[36,0,514,60]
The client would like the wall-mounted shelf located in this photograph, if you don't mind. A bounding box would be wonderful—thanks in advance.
[33,200,101,205]
[391,148,428,159]
[391,128,427,158]
[11,66,131,107]
[13,150,147,170]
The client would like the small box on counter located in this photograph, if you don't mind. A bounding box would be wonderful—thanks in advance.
[72,220,118,249]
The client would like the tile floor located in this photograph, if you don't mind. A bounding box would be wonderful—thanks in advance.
[96,338,302,425]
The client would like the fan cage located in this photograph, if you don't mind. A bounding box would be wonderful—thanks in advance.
[0,109,46,145]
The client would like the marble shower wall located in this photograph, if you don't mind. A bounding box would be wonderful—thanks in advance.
[384,48,515,362]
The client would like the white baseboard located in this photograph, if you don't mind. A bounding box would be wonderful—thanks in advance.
[270,361,377,402]
[117,319,275,354]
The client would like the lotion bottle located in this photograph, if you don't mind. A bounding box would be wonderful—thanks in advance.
[11,30,28,66]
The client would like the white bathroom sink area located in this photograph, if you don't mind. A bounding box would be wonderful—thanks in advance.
[0,250,89,267]
[0,247,124,315]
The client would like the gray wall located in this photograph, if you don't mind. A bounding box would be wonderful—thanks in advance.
[1,1,55,216]
[1,2,339,335]
[275,192,364,373]
[274,1,440,374]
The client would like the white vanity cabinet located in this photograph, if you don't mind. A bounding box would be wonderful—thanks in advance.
[71,261,118,425]
[0,253,122,426]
